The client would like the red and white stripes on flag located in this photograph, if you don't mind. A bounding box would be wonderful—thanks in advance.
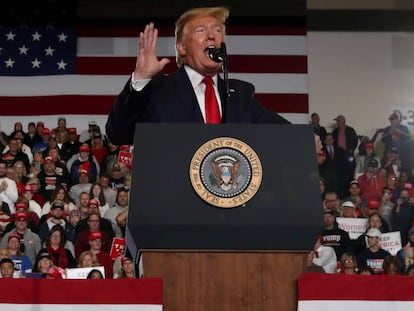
[0,26,308,133]
[298,273,414,311]
[0,278,162,311]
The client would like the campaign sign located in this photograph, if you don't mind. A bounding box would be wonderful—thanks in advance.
[336,217,368,239]
[66,266,106,279]
[379,231,402,255]
[110,237,126,260]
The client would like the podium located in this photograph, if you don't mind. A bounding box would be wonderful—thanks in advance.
[127,124,322,311]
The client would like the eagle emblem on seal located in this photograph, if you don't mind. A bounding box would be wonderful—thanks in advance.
[209,155,244,191]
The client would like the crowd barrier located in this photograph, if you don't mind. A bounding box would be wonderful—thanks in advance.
[0,277,162,311]
[298,273,414,311]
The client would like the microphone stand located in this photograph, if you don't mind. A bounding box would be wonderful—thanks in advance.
[220,42,229,122]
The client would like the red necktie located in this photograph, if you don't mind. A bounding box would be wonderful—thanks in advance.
[202,77,221,124]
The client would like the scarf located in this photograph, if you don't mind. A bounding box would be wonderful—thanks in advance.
[46,245,69,269]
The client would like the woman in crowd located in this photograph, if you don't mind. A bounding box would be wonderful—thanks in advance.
[41,185,76,218]
[89,183,109,217]
[382,255,401,275]
[78,250,99,268]
[340,252,358,275]
[39,225,77,269]
[32,252,55,275]
[87,269,104,279]
[117,256,135,279]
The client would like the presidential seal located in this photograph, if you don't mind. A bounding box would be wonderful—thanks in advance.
[189,137,262,208]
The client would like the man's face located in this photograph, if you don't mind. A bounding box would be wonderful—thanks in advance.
[324,194,337,209]
[349,184,360,196]
[8,140,19,153]
[367,236,379,248]
[15,219,27,231]
[342,207,355,218]
[87,214,100,230]
[369,215,381,229]
[89,238,102,251]
[176,16,224,76]
[325,135,334,147]
[51,207,64,219]
[323,213,335,228]
[311,114,319,125]
[0,262,14,278]
[79,173,89,184]
[99,176,109,187]
[80,194,90,208]
[117,191,129,207]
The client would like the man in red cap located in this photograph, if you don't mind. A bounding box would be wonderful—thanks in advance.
[68,143,99,185]
[37,156,65,202]
[381,112,411,154]
[61,127,81,162]
[33,127,51,154]
[69,169,92,205]
[0,210,41,264]
[4,201,40,234]
[21,185,42,218]
[88,230,113,278]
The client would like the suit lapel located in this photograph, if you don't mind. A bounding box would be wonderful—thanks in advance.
[174,67,204,123]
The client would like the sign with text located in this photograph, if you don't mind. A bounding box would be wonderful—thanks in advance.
[379,231,402,255]
[336,217,368,239]
[110,237,126,260]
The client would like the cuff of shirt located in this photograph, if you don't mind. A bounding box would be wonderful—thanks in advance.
[130,72,151,91]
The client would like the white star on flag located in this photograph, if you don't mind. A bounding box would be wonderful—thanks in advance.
[5,58,15,68]
[32,31,42,41]
[19,45,29,55]
[44,46,55,56]
[57,60,67,70]
[6,31,16,41]
[31,58,42,68]
[57,32,68,42]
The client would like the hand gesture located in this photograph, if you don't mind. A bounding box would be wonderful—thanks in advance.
[133,23,170,80]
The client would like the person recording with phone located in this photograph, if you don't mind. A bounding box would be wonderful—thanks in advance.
[105,6,291,146]
[393,188,414,246]
[356,159,386,201]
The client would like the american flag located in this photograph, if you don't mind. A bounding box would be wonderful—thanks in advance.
[0,3,308,133]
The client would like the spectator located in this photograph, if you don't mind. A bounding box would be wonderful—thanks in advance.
[67,144,99,184]
[341,180,366,216]
[0,160,18,213]
[354,142,381,179]
[322,192,339,215]
[108,162,125,191]
[61,127,81,162]
[381,112,411,154]
[357,159,386,201]
[319,133,348,197]
[101,142,120,175]
[310,113,327,143]
[356,228,391,274]
[7,232,32,275]
[382,147,402,178]
[339,252,357,274]
[382,255,401,275]
[0,258,16,278]
[311,245,337,274]
[32,128,51,154]
[54,116,68,134]
[78,250,99,268]
[332,115,359,184]
[363,199,390,232]
[26,177,45,207]
[1,138,30,172]
[397,227,414,274]
[38,201,68,243]
[392,188,414,246]
[74,198,115,242]
[104,188,129,237]
[75,211,112,259]
[87,268,104,279]
[90,132,108,168]
[339,201,357,218]
[41,185,76,217]
[0,211,41,264]
[89,183,109,217]
[32,251,55,275]
[37,156,66,202]
[39,224,76,269]
[88,231,113,278]
[4,201,40,235]
[21,185,42,218]
[46,148,70,181]
[117,256,135,279]
[99,172,117,208]
[23,122,41,150]
[380,187,395,230]
[314,209,351,260]
[69,169,92,206]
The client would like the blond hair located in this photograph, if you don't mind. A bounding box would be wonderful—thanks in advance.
[175,6,229,66]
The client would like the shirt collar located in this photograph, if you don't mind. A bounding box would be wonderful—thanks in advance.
[183,65,218,88]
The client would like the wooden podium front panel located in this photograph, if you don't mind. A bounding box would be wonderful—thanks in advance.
[142,251,307,311]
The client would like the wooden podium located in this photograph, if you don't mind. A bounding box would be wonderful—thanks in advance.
[127,124,322,311]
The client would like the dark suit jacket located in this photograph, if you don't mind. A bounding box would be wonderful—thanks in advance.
[106,66,289,145]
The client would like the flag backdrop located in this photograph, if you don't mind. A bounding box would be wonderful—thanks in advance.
[298,273,414,311]
[0,25,308,134]
[0,278,162,310]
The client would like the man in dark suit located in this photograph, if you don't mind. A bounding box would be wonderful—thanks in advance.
[105,6,289,145]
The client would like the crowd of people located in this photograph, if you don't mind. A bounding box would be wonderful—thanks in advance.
[0,117,134,279]
[311,112,414,275]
